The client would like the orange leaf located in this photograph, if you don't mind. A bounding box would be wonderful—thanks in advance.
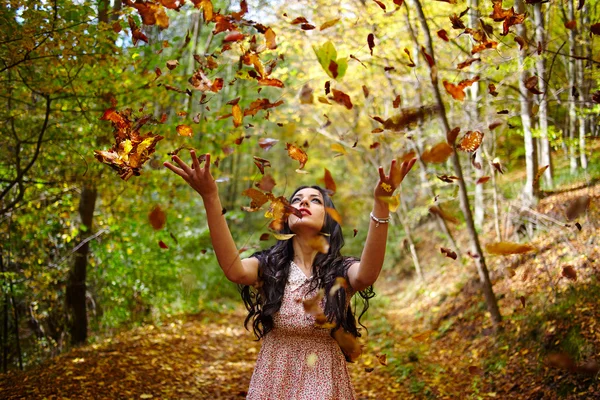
[421,142,453,164]
[564,20,577,30]
[485,242,536,255]
[286,143,308,169]
[264,27,277,49]
[176,124,193,137]
[457,131,484,152]
[326,207,343,225]
[323,169,337,195]
[232,104,243,127]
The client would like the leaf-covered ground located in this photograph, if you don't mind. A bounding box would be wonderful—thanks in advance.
[1,184,598,400]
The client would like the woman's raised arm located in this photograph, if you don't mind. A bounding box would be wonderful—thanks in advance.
[164,150,258,286]
[347,158,416,292]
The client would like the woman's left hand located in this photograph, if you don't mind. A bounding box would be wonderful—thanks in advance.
[373,158,417,199]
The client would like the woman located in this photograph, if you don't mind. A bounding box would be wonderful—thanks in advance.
[164,150,415,399]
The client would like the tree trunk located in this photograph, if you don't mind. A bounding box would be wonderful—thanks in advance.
[468,0,484,228]
[411,0,501,326]
[402,6,461,257]
[577,3,589,170]
[533,3,553,189]
[397,197,424,281]
[515,0,539,206]
[567,0,578,173]
[66,185,97,346]
[9,275,22,370]
[1,253,9,373]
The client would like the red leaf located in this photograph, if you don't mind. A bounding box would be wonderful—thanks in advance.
[420,46,434,67]
[158,240,169,249]
[562,265,577,281]
[372,0,386,11]
[437,29,449,41]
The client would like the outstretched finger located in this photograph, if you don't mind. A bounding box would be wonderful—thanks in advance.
[204,153,211,174]
[190,150,201,171]
[401,158,417,179]
[378,166,385,182]
[171,154,193,175]
[163,161,187,178]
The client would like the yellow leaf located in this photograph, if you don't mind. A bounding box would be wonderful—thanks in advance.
[273,233,295,240]
[330,143,347,154]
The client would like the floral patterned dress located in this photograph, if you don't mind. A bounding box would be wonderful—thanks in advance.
[246,261,356,400]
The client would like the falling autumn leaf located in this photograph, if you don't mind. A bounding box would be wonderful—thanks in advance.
[253,156,271,174]
[457,131,484,152]
[256,175,276,192]
[476,176,491,185]
[429,205,459,224]
[232,104,243,127]
[329,89,353,109]
[533,165,549,185]
[440,247,458,260]
[561,265,577,281]
[286,143,308,169]
[149,205,166,230]
[158,240,169,249]
[565,195,591,221]
[457,58,480,69]
[367,33,375,55]
[323,169,337,195]
[437,29,450,41]
[421,142,453,164]
[320,18,340,30]
[273,233,296,240]
[264,27,277,49]
[443,76,480,101]
[176,124,193,137]
[485,241,535,255]
[258,138,279,151]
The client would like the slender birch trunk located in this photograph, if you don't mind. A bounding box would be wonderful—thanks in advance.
[515,0,538,206]
[533,3,553,188]
[411,0,501,326]
[567,0,579,173]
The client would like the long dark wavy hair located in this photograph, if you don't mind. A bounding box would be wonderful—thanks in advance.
[239,186,375,360]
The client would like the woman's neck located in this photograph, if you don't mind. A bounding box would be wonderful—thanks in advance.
[291,237,318,269]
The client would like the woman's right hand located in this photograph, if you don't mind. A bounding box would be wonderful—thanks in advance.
[163,150,218,199]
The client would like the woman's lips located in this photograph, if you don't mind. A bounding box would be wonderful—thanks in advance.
[299,208,311,216]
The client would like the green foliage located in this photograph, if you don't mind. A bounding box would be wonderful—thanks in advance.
[312,40,348,80]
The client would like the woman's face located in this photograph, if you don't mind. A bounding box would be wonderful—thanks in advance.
[288,188,326,234]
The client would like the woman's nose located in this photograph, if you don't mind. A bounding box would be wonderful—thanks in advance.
[300,198,309,207]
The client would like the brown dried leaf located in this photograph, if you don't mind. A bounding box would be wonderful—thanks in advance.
[485,241,536,255]
[565,195,591,220]
[457,131,484,152]
[149,205,166,230]
[440,247,457,260]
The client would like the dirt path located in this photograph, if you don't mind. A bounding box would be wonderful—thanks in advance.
[0,308,401,399]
